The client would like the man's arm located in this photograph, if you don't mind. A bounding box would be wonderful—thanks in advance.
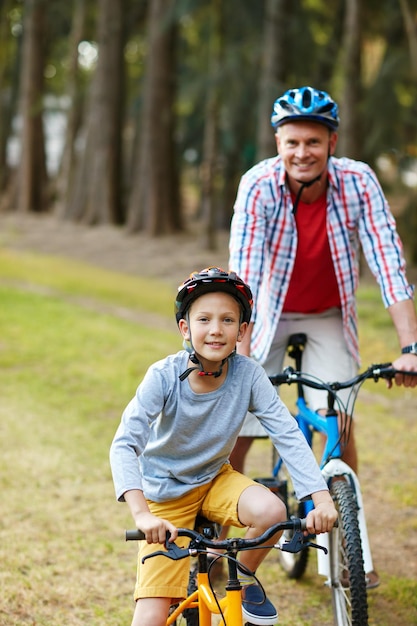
[388,299,417,387]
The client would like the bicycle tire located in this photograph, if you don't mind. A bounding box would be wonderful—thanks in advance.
[276,462,309,579]
[181,562,199,626]
[184,610,198,626]
[329,479,368,626]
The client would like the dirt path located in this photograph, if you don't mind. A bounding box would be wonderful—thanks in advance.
[0,212,230,289]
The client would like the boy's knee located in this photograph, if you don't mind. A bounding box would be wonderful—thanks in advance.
[239,485,286,528]
[257,491,286,524]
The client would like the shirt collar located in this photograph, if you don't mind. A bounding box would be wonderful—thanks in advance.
[326,157,338,191]
[278,157,287,187]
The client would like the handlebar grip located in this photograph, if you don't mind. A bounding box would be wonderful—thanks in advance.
[126,529,146,541]
[269,374,289,385]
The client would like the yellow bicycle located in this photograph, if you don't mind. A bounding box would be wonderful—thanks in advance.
[126,516,323,626]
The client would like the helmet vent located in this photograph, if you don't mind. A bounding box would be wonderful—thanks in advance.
[317,103,334,113]
[301,88,312,108]
[279,100,293,112]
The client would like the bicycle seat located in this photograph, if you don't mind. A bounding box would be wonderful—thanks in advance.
[287,333,307,351]
[194,515,220,539]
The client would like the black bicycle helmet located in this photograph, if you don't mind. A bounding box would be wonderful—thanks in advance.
[271,86,339,131]
[175,267,253,325]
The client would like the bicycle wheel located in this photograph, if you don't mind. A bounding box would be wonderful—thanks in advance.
[329,479,368,626]
[276,462,309,579]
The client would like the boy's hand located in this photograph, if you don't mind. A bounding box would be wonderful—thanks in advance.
[135,511,178,544]
[308,490,338,534]
[123,489,178,544]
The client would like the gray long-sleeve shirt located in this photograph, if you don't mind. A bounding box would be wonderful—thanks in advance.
[110,350,327,503]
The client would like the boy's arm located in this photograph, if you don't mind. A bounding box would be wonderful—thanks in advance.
[124,489,178,543]
[305,489,338,535]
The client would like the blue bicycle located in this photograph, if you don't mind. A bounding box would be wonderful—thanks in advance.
[256,332,415,626]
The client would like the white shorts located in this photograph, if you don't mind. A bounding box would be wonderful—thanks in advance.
[240,308,358,437]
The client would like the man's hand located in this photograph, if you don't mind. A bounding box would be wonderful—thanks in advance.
[390,353,417,388]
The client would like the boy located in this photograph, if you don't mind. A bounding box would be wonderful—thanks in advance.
[110,267,337,626]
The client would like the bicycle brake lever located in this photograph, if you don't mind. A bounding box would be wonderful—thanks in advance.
[301,540,328,554]
[279,530,328,555]
[141,540,189,564]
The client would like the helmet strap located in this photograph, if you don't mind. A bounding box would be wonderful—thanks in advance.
[179,354,228,381]
[292,172,324,215]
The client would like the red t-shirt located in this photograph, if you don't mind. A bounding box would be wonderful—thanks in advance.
[283,192,341,313]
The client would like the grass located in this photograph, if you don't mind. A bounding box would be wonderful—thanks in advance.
[0,248,416,625]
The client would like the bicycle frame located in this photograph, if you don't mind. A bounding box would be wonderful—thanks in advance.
[167,570,244,625]
[272,385,375,578]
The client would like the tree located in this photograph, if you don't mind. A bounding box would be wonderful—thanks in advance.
[398,0,417,78]
[14,0,48,213]
[127,0,180,235]
[54,0,87,218]
[0,0,21,194]
[256,0,291,161]
[337,0,362,159]
[199,0,223,250]
[66,0,125,225]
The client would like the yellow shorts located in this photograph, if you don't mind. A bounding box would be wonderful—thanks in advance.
[134,464,259,601]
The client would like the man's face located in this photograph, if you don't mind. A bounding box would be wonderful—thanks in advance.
[276,121,337,185]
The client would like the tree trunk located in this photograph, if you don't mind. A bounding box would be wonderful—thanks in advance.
[398,0,417,79]
[15,0,48,213]
[200,0,223,250]
[337,0,362,159]
[256,0,290,161]
[0,0,20,194]
[55,0,87,219]
[127,0,181,235]
[67,0,125,225]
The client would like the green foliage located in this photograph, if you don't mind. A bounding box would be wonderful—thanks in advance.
[0,255,183,624]
[0,285,176,410]
[0,249,174,317]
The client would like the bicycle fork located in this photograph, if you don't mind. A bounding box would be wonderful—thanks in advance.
[317,458,374,578]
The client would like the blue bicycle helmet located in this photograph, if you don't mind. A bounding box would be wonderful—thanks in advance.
[271,86,339,131]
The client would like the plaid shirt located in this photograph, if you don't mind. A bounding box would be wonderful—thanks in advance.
[229,155,414,365]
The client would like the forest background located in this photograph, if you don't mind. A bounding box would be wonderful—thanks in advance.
[1,2,417,624]
[0,0,417,262]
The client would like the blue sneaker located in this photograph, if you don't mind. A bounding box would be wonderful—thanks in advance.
[241,583,279,625]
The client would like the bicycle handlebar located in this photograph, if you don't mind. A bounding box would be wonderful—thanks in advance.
[126,517,307,553]
[269,363,417,391]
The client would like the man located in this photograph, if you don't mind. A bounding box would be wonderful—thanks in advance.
[227,86,417,587]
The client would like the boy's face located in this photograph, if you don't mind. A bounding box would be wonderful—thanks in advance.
[179,291,247,368]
